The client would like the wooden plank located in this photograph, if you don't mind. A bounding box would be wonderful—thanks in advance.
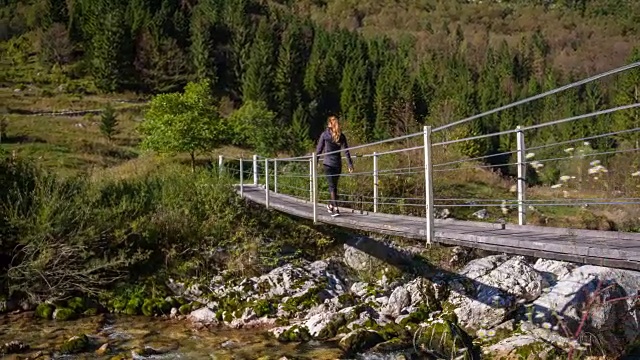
[237,186,640,271]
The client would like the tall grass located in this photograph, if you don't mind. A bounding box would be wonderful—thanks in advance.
[0,155,334,303]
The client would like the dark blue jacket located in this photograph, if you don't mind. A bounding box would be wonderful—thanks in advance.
[315,129,353,169]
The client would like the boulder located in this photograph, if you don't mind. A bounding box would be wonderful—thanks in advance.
[188,307,219,327]
[448,256,543,332]
[529,265,640,356]
[413,313,476,360]
[484,334,561,360]
[344,244,376,272]
[532,259,577,287]
[339,329,384,354]
[381,286,410,317]
[303,311,346,339]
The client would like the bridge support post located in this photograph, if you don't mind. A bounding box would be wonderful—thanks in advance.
[516,126,526,225]
[312,152,317,223]
[274,160,278,193]
[218,155,224,177]
[373,152,379,213]
[309,158,313,202]
[423,126,435,246]
[253,155,258,186]
[239,158,244,197]
[265,158,269,208]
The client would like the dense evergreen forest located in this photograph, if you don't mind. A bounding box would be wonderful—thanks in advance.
[1,0,639,163]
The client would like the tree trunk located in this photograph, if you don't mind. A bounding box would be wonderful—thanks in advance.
[190,152,196,172]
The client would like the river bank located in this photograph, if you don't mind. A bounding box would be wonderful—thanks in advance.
[2,237,640,360]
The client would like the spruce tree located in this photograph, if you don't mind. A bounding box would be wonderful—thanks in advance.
[242,19,275,106]
[100,104,119,142]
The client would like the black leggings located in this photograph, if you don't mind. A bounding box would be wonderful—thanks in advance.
[324,165,341,208]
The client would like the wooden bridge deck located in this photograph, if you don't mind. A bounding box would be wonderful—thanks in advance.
[238,185,640,271]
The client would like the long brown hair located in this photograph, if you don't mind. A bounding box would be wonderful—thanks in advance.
[327,116,341,143]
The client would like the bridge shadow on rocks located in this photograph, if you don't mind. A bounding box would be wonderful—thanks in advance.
[342,235,640,358]
[343,235,523,308]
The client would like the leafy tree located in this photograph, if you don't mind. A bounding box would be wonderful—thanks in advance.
[99,104,119,142]
[228,101,281,156]
[139,80,225,171]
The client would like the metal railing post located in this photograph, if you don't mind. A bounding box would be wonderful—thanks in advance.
[253,155,258,186]
[239,158,244,197]
[218,155,224,176]
[274,159,278,193]
[516,126,527,225]
[265,158,269,208]
[312,152,317,223]
[309,158,313,202]
[373,152,379,213]
[423,126,434,245]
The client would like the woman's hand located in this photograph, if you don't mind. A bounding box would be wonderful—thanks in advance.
[348,166,354,173]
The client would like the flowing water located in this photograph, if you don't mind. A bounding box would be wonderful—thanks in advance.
[0,313,405,359]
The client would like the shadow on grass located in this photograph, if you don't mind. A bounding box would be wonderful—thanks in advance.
[1,134,47,144]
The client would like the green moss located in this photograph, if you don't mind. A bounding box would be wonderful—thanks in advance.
[415,317,475,359]
[215,309,224,321]
[112,298,127,313]
[83,308,98,316]
[141,299,155,317]
[337,293,357,307]
[175,297,188,306]
[154,298,172,315]
[398,304,434,326]
[371,337,409,353]
[179,303,192,315]
[124,296,143,316]
[513,341,565,360]
[282,282,326,313]
[252,299,275,317]
[191,301,203,310]
[223,311,232,323]
[275,317,290,326]
[316,313,346,340]
[35,303,55,320]
[339,329,384,354]
[66,297,85,313]
[278,325,311,342]
[54,307,77,321]
[60,334,89,354]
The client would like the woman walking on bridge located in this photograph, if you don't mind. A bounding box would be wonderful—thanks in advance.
[316,116,354,217]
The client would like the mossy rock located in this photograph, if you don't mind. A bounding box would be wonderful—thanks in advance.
[53,307,77,321]
[414,316,476,360]
[141,299,155,317]
[275,317,290,326]
[398,304,434,327]
[178,304,192,315]
[60,334,89,354]
[125,297,143,316]
[278,325,311,342]
[66,297,86,313]
[316,314,347,340]
[339,329,384,354]
[512,340,564,360]
[35,303,55,320]
[371,337,411,353]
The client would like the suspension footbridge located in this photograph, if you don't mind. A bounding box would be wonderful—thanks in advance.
[225,62,640,271]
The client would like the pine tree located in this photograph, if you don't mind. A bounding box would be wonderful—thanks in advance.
[100,104,119,142]
[242,19,276,106]
[190,0,217,85]
[89,2,126,92]
[340,40,370,143]
[274,21,303,125]
[290,105,312,156]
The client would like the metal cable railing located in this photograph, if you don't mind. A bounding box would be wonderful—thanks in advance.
[222,62,640,242]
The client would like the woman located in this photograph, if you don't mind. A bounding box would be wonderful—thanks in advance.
[315,116,354,216]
